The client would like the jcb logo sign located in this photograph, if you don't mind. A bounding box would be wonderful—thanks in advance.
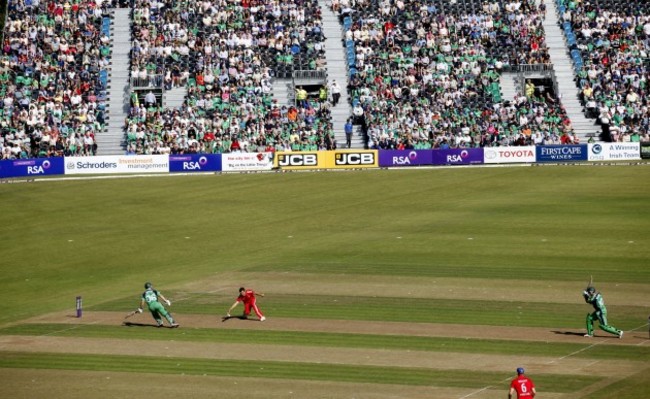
[335,152,375,165]
[277,154,318,167]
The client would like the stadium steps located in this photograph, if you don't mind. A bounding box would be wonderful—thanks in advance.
[163,86,187,110]
[98,8,132,155]
[319,0,364,149]
[500,72,519,104]
[271,79,294,108]
[543,2,600,142]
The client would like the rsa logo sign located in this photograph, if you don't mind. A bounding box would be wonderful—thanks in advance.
[276,153,318,167]
[334,152,376,167]
[182,156,209,170]
[26,160,51,174]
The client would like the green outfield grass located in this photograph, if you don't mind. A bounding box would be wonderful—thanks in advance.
[0,352,600,392]
[1,167,649,324]
[588,370,650,399]
[1,166,649,398]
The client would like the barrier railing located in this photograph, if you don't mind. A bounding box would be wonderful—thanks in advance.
[130,75,163,89]
[502,64,554,73]
[292,70,327,81]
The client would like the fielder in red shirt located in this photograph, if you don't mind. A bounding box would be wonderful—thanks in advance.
[227,287,266,321]
[509,367,536,399]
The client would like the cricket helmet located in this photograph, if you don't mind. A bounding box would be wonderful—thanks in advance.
[144,282,152,289]
[516,367,525,375]
[586,286,595,294]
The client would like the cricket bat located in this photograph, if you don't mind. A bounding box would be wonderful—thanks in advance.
[124,310,139,319]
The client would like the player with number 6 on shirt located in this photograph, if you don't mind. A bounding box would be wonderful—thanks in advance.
[509,367,536,399]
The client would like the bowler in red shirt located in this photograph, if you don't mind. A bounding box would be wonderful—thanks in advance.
[227,287,266,321]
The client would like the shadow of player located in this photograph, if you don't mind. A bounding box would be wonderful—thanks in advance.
[551,330,588,337]
[123,322,175,328]
[221,315,254,322]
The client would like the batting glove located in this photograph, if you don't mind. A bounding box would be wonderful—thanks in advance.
[226,313,231,317]
[137,308,143,313]
[165,299,171,306]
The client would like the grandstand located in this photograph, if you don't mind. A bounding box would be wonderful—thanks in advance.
[557,0,650,143]
[0,0,647,158]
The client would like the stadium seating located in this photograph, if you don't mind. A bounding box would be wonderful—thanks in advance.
[6,0,638,158]
[332,0,576,148]
[0,0,111,159]
[124,0,334,155]
[558,0,650,142]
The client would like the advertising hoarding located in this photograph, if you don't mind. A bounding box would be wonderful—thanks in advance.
[0,158,65,178]
[536,145,588,162]
[483,146,536,164]
[169,154,221,173]
[588,143,640,161]
[222,152,273,172]
[378,150,433,167]
[431,148,483,165]
[328,150,378,169]
[274,152,322,170]
[65,155,169,174]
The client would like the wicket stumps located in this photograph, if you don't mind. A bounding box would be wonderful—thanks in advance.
[76,296,83,318]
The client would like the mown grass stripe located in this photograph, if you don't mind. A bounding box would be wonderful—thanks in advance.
[586,369,650,399]
[245,261,650,284]
[91,294,647,330]
[3,324,648,361]
[0,351,599,392]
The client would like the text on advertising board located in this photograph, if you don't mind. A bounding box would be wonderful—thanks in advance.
[334,152,375,165]
[277,153,318,167]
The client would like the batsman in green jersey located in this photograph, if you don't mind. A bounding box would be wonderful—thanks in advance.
[137,282,179,328]
[583,286,622,338]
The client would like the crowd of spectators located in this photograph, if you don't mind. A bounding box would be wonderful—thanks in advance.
[5,0,646,159]
[560,0,650,142]
[0,0,111,160]
[124,0,334,155]
[333,0,576,149]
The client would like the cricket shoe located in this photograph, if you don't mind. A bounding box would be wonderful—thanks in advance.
[584,334,593,337]
[170,323,180,328]
[260,316,266,322]
[618,331,624,339]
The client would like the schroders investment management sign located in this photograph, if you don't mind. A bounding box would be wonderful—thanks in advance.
[65,155,169,174]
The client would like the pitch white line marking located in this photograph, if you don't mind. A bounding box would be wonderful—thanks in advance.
[461,376,512,398]
[629,322,649,332]
[547,338,609,364]
[42,321,99,336]
[459,386,491,399]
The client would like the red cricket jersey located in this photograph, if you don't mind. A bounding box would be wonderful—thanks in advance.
[510,376,535,398]
[237,290,256,305]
